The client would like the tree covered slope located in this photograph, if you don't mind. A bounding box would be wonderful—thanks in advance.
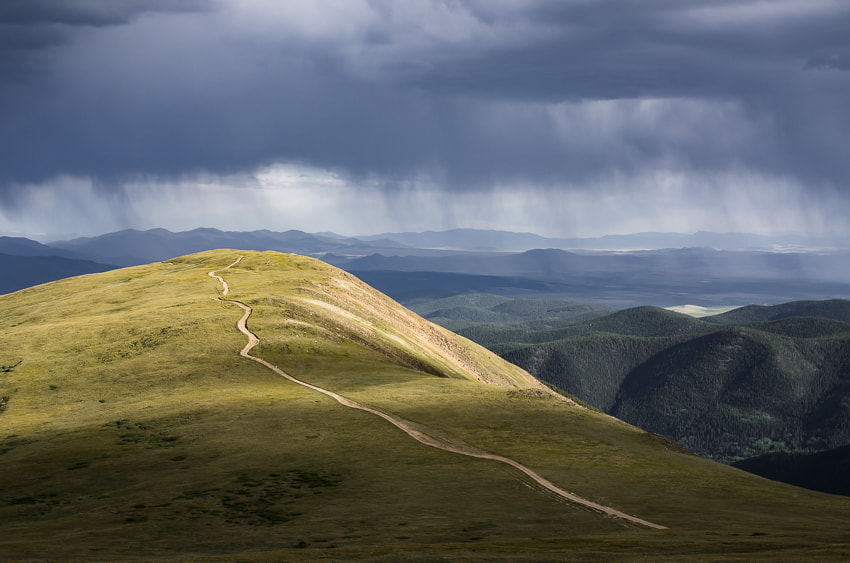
[454,302,850,465]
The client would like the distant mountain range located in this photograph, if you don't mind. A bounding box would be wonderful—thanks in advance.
[0,236,116,293]
[0,253,114,294]
[343,247,850,307]
[1,228,421,294]
[4,228,850,307]
[357,228,850,252]
[338,246,850,282]
[46,227,414,266]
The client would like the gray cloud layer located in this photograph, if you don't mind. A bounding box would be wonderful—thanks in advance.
[1,1,849,211]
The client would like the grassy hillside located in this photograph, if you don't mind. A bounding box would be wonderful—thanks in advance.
[1,250,850,560]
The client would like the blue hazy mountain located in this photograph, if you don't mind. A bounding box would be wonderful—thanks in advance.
[357,229,850,252]
[47,228,416,267]
[0,253,114,294]
[0,236,78,258]
[5,228,850,307]
[0,236,117,294]
[339,247,850,307]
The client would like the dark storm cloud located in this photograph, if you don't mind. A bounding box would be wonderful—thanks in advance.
[0,0,210,27]
[415,1,850,101]
[0,0,211,88]
[1,0,849,199]
[414,1,850,184]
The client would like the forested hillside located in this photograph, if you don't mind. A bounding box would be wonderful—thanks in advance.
[705,300,850,325]
[445,300,850,468]
[408,293,614,332]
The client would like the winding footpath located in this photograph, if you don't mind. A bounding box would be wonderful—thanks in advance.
[209,257,667,530]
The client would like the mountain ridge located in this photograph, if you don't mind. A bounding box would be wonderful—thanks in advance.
[356,229,850,252]
[5,228,850,307]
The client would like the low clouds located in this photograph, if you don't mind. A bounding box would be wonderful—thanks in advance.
[1,1,849,236]
[5,165,847,241]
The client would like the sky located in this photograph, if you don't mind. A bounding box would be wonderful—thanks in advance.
[1,0,850,240]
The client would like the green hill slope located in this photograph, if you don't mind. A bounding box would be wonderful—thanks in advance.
[1,250,850,560]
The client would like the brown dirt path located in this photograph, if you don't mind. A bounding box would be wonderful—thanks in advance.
[208,256,668,530]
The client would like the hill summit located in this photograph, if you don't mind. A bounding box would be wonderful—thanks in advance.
[211,252,549,390]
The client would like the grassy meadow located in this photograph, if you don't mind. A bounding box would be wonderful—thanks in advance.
[0,250,849,561]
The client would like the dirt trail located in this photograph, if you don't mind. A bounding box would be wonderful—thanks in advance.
[208,257,667,530]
